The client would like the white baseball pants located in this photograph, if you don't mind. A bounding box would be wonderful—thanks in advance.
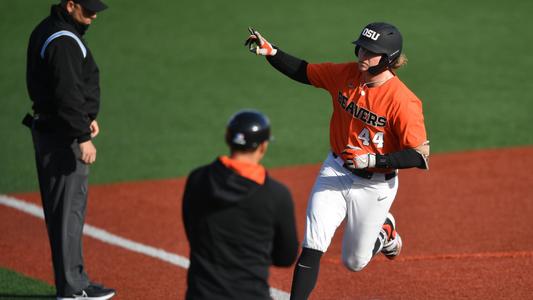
[303,152,398,271]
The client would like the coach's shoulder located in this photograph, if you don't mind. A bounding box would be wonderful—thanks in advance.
[186,159,217,183]
[264,176,292,198]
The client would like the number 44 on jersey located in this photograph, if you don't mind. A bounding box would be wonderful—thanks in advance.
[358,128,384,148]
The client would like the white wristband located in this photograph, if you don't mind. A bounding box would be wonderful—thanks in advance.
[368,154,376,168]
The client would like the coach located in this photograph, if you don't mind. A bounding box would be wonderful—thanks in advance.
[24,0,114,299]
[182,110,299,300]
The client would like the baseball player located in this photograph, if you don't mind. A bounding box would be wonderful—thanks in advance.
[245,22,429,299]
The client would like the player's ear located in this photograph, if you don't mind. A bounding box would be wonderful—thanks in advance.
[64,0,75,13]
[257,141,269,156]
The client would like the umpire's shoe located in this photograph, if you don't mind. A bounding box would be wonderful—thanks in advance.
[57,283,116,300]
[381,212,402,260]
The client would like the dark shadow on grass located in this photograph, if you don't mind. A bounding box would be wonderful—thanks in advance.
[0,294,55,299]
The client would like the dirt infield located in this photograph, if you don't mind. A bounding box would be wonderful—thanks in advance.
[2,147,533,299]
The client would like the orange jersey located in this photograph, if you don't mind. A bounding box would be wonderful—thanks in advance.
[307,62,427,167]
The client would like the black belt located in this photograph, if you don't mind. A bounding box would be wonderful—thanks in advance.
[21,113,58,132]
[332,152,396,181]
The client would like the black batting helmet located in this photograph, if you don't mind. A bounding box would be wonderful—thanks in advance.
[353,22,403,74]
[225,109,271,150]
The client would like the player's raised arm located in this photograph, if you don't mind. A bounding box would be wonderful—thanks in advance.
[245,27,311,85]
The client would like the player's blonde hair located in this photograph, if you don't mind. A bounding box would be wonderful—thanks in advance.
[391,53,408,70]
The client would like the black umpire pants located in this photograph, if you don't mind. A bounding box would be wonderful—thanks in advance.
[31,128,90,296]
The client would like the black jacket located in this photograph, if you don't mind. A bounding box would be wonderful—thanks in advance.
[26,5,100,143]
[183,159,299,300]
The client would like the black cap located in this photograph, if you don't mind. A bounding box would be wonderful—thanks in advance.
[73,0,108,12]
[226,110,271,151]
[353,22,402,65]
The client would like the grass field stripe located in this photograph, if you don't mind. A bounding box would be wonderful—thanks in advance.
[0,195,290,300]
[83,224,191,269]
[0,194,45,218]
[0,194,189,268]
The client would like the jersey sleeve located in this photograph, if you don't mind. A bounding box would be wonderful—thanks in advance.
[45,36,92,142]
[392,98,428,149]
[306,62,337,90]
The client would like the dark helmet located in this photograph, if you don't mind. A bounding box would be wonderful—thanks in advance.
[225,109,271,150]
[353,22,403,74]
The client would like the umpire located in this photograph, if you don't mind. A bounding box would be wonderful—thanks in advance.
[182,110,299,300]
[24,0,114,299]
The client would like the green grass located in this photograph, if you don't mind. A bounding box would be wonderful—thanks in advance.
[1,0,532,192]
[0,268,55,299]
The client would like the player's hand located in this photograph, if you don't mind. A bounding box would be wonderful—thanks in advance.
[90,120,99,138]
[341,145,376,169]
[79,140,97,165]
[244,27,277,56]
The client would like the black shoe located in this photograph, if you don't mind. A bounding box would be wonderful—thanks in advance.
[57,284,116,300]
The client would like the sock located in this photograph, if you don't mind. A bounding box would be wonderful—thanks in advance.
[290,248,323,300]
[372,230,387,256]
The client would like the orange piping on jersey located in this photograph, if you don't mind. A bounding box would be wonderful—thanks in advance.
[219,156,266,185]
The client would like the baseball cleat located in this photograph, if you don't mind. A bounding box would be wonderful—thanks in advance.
[381,212,402,260]
[57,283,115,300]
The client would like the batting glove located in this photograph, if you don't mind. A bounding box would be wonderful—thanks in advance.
[341,145,376,169]
[244,27,277,56]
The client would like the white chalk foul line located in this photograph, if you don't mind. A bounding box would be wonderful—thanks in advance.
[0,194,290,300]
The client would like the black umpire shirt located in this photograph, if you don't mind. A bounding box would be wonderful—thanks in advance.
[26,4,100,143]
[183,158,299,300]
